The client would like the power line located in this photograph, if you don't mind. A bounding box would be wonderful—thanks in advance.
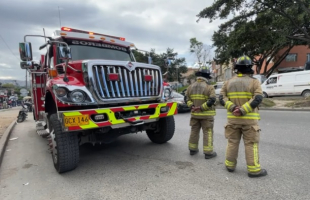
[0,34,20,61]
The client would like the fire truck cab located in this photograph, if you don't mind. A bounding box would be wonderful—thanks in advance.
[19,27,177,173]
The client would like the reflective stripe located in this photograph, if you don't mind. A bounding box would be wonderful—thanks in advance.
[189,143,198,150]
[228,92,252,99]
[254,143,259,167]
[203,146,213,151]
[227,114,260,119]
[227,112,260,119]
[187,100,193,107]
[203,128,213,152]
[62,102,178,131]
[225,101,233,109]
[201,102,209,110]
[190,94,209,100]
[242,102,253,113]
[247,165,261,173]
[63,112,82,116]
[228,95,252,99]
[228,92,252,95]
[247,143,261,173]
[80,120,98,129]
[225,160,235,167]
[237,74,243,77]
[192,110,216,116]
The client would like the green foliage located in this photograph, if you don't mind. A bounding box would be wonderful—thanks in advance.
[189,37,212,65]
[1,83,15,88]
[197,0,310,77]
[261,98,275,107]
[132,48,188,82]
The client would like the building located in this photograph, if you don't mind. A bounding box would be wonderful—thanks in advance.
[212,60,235,82]
[254,45,310,74]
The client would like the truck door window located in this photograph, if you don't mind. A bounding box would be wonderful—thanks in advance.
[268,77,277,84]
[47,45,54,68]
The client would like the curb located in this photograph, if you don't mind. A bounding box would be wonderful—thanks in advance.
[0,120,17,167]
[215,107,310,112]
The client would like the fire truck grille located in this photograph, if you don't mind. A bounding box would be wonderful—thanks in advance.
[92,65,161,98]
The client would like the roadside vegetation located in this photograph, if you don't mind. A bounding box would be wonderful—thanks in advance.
[285,97,310,108]
[260,98,276,107]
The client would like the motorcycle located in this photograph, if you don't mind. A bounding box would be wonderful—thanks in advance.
[17,103,28,123]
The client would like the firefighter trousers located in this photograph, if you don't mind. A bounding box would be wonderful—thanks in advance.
[224,123,262,174]
[188,118,214,154]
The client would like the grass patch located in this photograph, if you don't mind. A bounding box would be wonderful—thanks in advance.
[260,98,276,107]
[284,98,310,108]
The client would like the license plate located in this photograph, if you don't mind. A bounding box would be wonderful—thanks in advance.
[64,115,89,127]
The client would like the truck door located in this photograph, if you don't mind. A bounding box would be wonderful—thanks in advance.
[31,54,47,121]
[264,76,278,96]
[277,74,295,96]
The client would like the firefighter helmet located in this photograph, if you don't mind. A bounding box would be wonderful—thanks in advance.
[234,55,254,74]
[195,66,212,79]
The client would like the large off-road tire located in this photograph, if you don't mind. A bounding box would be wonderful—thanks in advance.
[146,116,175,144]
[49,114,79,173]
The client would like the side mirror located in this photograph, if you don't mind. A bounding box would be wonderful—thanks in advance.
[20,61,33,69]
[19,42,33,61]
[58,46,72,60]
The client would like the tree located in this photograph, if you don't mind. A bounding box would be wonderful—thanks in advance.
[197,0,310,77]
[132,48,188,82]
[189,38,212,65]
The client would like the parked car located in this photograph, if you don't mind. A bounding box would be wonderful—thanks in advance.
[261,70,310,98]
[170,91,190,112]
[214,82,224,96]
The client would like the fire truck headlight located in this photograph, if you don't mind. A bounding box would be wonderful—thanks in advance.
[70,90,86,103]
[55,87,68,97]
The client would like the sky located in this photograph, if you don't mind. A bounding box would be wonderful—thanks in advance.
[0,0,224,81]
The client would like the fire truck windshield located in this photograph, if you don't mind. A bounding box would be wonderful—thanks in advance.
[60,40,134,62]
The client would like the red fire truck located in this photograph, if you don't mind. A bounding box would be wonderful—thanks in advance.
[19,27,177,173]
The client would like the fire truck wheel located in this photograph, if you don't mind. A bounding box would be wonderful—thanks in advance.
[146,116,175,144]
[49,114,79,173]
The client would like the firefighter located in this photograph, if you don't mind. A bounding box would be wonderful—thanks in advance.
[219,55,267,178]
[185,66,217,159]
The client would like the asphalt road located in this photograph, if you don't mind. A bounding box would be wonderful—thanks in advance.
[1,110,310,200]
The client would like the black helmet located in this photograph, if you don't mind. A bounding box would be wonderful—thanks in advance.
[234,55,254,74]
[195,66,212,79]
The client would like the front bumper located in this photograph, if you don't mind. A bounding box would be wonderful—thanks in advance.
[59,102,178,132]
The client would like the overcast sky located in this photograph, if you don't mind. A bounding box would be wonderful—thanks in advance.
[0,0,224,81]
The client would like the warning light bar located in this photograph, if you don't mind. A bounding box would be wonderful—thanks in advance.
[60,27,125,41]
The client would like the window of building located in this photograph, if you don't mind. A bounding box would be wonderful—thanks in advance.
[285,53,297,62]
[307,53,310,62]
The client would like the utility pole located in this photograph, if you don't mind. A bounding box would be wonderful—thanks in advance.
[25,70,27,89]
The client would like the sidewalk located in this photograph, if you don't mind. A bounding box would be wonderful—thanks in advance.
[0,107,19,140]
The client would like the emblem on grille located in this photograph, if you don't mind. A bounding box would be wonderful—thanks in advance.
[126,61,135,71]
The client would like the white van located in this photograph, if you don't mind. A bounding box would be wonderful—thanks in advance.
[261,71,310,98]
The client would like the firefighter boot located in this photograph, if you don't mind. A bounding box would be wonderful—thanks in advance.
[248,169,268,178]
[190,150,199,155]
[204,152,217,159]
[226,167,235,172]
